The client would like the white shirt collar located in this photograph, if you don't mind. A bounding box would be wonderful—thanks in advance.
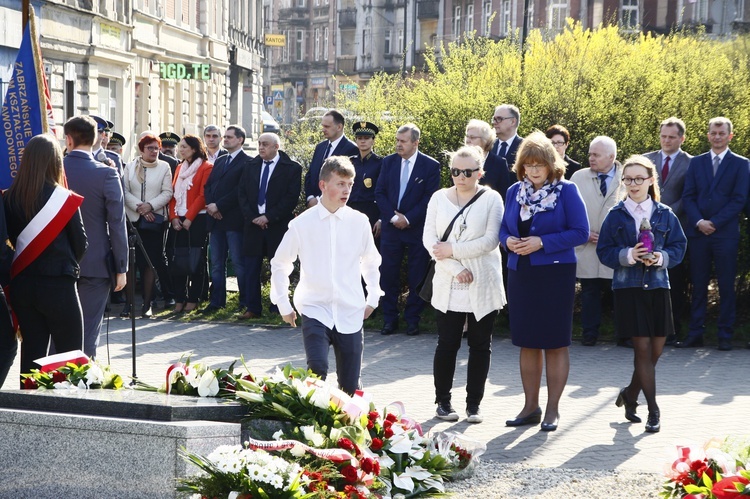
[316,201,346,220]
[711,148,729,162]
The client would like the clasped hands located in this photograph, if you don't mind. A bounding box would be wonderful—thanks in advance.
[432,242,473,284]
[632,242,661,266]
[136,202,154,222]
[506,236,543,256]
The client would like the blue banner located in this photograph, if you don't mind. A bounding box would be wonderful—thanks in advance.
[0,10,49,189]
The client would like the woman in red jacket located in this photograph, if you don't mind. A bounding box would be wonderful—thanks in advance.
[168,134,213,312]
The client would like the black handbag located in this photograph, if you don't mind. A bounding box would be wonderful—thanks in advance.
[417,189,487,302]
[169,232,202,275]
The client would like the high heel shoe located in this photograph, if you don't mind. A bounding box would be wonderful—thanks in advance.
[184,302,198,312]
[645,410,661,433]
[120,305,131,318]
[506,407,542,427]
[615,388,642,423]
[173,302,185,313]
[141,305,153,318]
[540,416,559,432]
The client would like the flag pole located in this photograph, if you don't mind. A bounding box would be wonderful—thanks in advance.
[23,0,30,29]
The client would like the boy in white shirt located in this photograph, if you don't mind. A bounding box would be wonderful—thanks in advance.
[270,156,382,394]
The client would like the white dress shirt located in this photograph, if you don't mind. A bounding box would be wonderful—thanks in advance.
[270,203,383,333]
[390,150,419,224]
[258,153,279,214]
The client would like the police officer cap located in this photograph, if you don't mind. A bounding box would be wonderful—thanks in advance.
[90,115,114,131]
[109,132,126,147]
[352,121,379,137]
[159,132,181,146]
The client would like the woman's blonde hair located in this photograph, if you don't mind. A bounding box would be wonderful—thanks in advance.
[448,145,485,170]
[465,119,494,153]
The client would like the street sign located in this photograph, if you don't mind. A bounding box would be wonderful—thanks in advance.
[266,96,273,106]
[273,90,283,101]
[265,34,286,47]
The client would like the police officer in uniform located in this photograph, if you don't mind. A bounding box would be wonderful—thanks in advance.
[107,132,126,156]
[348,121,383,240]
[158,132,181,175]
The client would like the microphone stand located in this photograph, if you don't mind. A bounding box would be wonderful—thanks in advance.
[124,218,157,385]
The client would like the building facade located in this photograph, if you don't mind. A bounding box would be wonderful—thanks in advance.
[0,0,264,161]
[262,0,748,120]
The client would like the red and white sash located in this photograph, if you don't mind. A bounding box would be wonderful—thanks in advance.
[11,185,84,279]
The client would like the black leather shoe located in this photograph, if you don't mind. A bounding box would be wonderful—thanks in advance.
[540,417,559,432]
[717,339,733,351]
[506,407,542,427]
[664,334,677,346]
[675,336,704,348]
[141,305,153,318]
[406,325,420,336]
[581,336,597,346]
[120,305,131,318]
[645,410,661,433]
[381,323,398,335]
[615,387,641,423]
[198,305,222,315]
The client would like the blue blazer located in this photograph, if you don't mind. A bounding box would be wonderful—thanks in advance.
[304,136,358,199]
[204,150,251,232]
[375,151,441,243]
[480,151,511,200]
[64,150,129,278]
[682,149,750,239]
[499,180,590,270]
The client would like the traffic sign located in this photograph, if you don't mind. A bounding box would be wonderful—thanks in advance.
[266,96,273,106]
[273,90,283,101]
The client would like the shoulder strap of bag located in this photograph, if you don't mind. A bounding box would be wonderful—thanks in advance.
[439,188,487,242]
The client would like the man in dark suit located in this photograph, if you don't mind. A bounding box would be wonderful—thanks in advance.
[63,116,128,358]
[678,117,750,351]
[238,133,302,319]
[491,104,523,171]
[158,132,180,175]
[203,125,252,313]
[644,117,693,343]
[304,109,358,208]
[204,124,228,164]
[375,123,441,336]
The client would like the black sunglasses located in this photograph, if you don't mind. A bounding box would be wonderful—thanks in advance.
[451,167,480,178]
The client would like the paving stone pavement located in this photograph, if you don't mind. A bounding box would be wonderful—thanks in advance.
[3,317,749,475]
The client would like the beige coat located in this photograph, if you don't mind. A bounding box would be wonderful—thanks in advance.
[123,158,174,221]
[422,187,506,320]
[570,163,623,279]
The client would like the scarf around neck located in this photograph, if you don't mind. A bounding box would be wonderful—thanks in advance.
[516,177,563,221]
[173,158,203,211]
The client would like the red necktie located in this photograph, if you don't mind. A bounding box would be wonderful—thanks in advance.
[662,156,670,181]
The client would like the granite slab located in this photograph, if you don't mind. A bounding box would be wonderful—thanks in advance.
[0,388,247,422]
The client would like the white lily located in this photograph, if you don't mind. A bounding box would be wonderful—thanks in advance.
[301,425,325,447]
[234,391,264,403]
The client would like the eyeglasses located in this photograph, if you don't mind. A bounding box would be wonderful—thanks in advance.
[524,164,547,172]
[144,146,160,151]
[451,168,480,178]
[550,140,567,146]
[622,177,650,185]
[492,116,514,123]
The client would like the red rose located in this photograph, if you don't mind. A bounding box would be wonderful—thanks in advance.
[368,411,380,421]
[385,413,398,423]
[384,427,394,438]
[712,475,750,499]
[338,437,356,451]
[383,419,393,429]
[370,437,384,450]
[360,457,380,475]
[366,420,374,430]
[22,377,38,389]
[340,465,359,484]
[51,371,67,383]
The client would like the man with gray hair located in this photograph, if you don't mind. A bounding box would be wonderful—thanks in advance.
[570,136,622,346]
[203,124,227,164]
[375,123,440,336]
[491,104,523,169]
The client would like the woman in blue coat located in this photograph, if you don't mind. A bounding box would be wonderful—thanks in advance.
[500,132,589,431]
[597,155,686,433]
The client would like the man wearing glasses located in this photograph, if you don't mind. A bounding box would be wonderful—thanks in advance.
[644,117,692,345]
[570,136,622,347]
[491,104,523,170]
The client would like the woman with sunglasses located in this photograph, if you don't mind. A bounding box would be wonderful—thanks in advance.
[422,145,506,423]
[500,132,589,431]
[597,156,686,433]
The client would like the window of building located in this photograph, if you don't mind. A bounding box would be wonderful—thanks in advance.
[526,0,535,32]
[182,0,190,24]
[501,0,511,35]
[398,28,403,54]
[466,4,474,33]
[621,0,639,29]
[454,6,462,38]
[296,0,305,6]
[385,28,392,54]
[549,0,568,31]
[483,1,492,36]
[362,17,372,56]
[296,30,304,62]
[97,77,117,127]
[282,30,290,62]
[166,0,175,19]
[324,27,329,59]
[315,28,320,61]
[694,0,709,21]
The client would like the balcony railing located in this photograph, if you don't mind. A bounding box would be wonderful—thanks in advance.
[339,8,356,28]
[278,7,308,26]
[417,0,439,19]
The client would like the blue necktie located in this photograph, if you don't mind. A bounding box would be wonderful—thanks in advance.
[323,141,332,159]
[398,159,410,208]
[497,141,508,158]
[599,173,608,197]
[258,160,272,206]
